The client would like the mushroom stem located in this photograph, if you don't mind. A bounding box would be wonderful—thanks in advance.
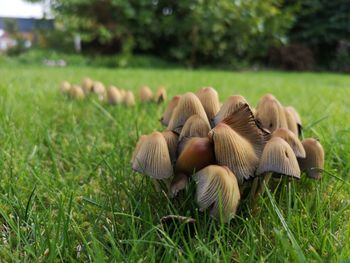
[250,172,272,207]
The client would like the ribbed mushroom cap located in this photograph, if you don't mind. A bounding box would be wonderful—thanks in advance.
[124,90,135,106]
[82,77,93,94]
[298,138,324,179]
[194,165,240,222]
[284,107,299,135]
[160,95,181,126]
[161,130,179,163]
[196,87,220,122]
[69,85,85,100]
[213,95,249,125]
[285,106,302,135]
[256,137,300,178]
[155,86,167,103]
[256,94,288,132]
[209,123,259,184]
[175,137,215,175]
[132,131,173,179]
[167,92,209,134]
[170,173,188,197]
[272,128,306,158]
[107,86,122,105]
[60,81,71,93]
[131,135,148,164]
[139,86,153,102]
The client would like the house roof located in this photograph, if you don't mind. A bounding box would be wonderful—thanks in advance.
[0,17,54,32]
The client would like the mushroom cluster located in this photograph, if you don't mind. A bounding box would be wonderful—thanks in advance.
[60,78,166,106]
[131,87,325,222]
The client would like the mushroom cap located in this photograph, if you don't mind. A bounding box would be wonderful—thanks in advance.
[124,90,135,106]
[155,86,167,103]
[284,107,299,136]
[196,87,220,122]
[285,106,302,135]
[213,95,249,125]
[194,165,240,222]
[119,89,126,100]
[131,135,148,164]
[175,137,215,175]
[82,77,93,93]
[167,92,209,134]
[139,86,153,102]
[170,173,188,197]
[92,81,106,95]
[132,132,173,179]
[107,86,122,105]
[69,85,85,100]
[60,81,71,93]
[161,130,179,163]
[256,94,288,132]
[209,123,259,184]
[256,137,300,178]
[298,138,324,179]
[160,95,181,126]
[272,128,306,158]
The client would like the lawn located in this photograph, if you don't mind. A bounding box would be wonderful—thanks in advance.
[0,66,349,262]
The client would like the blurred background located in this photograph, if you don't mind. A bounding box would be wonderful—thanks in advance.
[0,0,349,71]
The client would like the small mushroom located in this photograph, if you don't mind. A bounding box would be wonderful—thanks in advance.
[175,137,215,175]
[272,128,306,158]
[119,89,126,100]
[285,106,302,136]
[256,94,288,132]
[213,95,249,125]
[60,81,71,93]
[132,132,173,179]
[298,138,324,179]
[196,87,220,125]
[161,130,178,163]
[69,85,85,100]
[155,86,167,103]
[107,86,122,105]
[170,173,188,197]
[124,90,135,107]
[194,165,240,222]
[82,77,93,94]
[167,92,209,134]
[92,81,106,101]
[139,86,153,102]
[284,107,299,136]
[160,95,181,126]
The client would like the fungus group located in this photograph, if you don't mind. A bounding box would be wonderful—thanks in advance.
[131,87,325,222]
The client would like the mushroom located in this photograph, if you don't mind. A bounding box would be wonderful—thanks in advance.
[167,92,209,134]
[161,130,178,163]
[119,89,126,100]
[160,95,181,126]
[131,135,148,164]
[60,81,71,93]
[284,107,299,136]
[285,106,302,136]
[213,95,249,125]
[82,77,93,94]
[69,85,85,100]
[107,86,122,105]
[272,128,306,158]
[139,86,153,102]
[92,81,106,101]
[178,115,210,154]
[170,173,188,197]
[194,165,240,222]
[298,138,324,179]
[175,137,215,175]
[155,86,167,103]
[256,94,288,132]
[132,132,173,179]
[124,90,135,107]
[196,87,220,125]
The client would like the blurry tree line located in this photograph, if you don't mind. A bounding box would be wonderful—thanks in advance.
[27,0,350,71]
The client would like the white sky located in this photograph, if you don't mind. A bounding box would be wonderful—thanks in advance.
[0,0,46,18]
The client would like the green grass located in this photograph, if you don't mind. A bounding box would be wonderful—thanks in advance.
[0,66,349,262]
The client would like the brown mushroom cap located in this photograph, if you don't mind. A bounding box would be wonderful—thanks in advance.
[161,130,179,163]
[256,137,300,179]
[131,135,148,164]
[139,86,153,102]
[92,81,106,95]
[256,94,288,132]
[82,77,93,94]
[167,92,209,134]
[272,128,306,158]
[60,81,71,93]
[284,107,299,135]
[298,138,324,179]
[209,122,259,184]
[160,95,181,126]
[196,87,220,122]
[194,165,240,222]
[124,90,135,106]
[155,86,167,103]
[175,137,215,175]
[285,106,302,136]
[132,132,173,179]
[69,85,85,100]
[213,95,249,125]
[107,86,122,105]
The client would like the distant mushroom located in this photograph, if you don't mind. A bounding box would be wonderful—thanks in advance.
[60,81,71,94]
[155,86,167,103]
[124,90,135,107]
[160,95,181,126]
[69,85,85,100]
[82,77,93,94]
[139,86,153,102]
[298,138,324,179]
[194,165,240,222]
[196,87,220,126]
[107,86,122,105]
[92,81,106,101]
[272,128,306,158]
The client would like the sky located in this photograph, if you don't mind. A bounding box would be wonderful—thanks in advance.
[0,0,46,18]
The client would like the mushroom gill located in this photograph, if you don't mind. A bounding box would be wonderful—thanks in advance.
[194,165,240,222]
[196,87,220,124]
[298,138,324,179]
[132,132,173,179]
[272,128,306,158]
[160,95,181,126]
[213,95,249,125]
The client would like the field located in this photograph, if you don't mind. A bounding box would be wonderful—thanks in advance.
[0,66,349,262]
